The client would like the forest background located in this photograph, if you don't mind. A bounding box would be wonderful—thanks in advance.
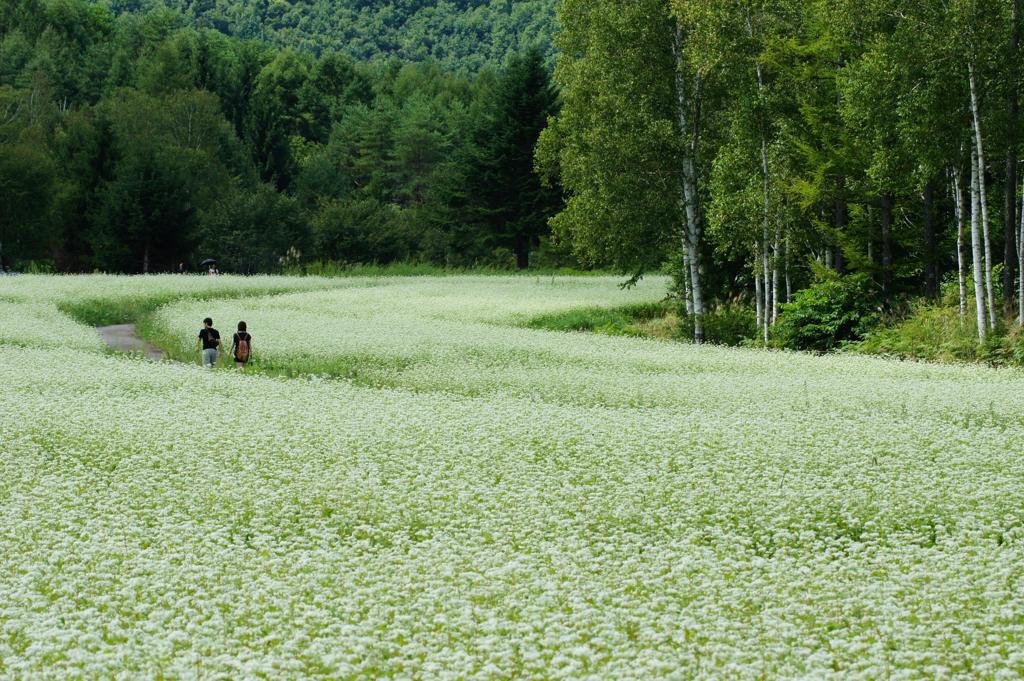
[4,0,1024,361]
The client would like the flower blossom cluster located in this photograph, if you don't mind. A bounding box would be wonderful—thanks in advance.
[2,275,1023,678]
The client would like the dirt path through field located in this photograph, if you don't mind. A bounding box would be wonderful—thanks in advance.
[97,324,167,360]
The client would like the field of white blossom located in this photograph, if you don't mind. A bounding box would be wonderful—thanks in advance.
[2,274,1024,678]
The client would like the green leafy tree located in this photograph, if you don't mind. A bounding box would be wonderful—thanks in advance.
[0,141,59,269]
[245,48,310,189]
[89,89,243,272]
[537,0,682,282]
[540,0,719,340]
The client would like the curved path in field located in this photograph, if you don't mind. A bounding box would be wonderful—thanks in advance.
[96,323,167,360]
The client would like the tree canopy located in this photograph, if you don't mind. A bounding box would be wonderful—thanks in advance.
[102,0,558,73]
[543,0,1024,344]
[0,0,566,272]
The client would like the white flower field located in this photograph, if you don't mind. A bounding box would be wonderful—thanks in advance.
[2,275,1024,678]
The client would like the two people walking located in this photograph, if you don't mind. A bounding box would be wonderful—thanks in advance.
[197,318,252,370]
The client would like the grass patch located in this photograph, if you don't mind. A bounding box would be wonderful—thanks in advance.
[59,296,185,327]
[525,302,673,337]
[58,282,338,327]
[526,301,758,346]
[60,292,288,327]
[288,262,615,278]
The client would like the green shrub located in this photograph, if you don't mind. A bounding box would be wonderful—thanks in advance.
[530,301,758,346]
[286,261,609,278]
[678,303,757,346]
[853,305,1024,367]
[14,260,57,273]
[853,306,980,362]
[527,303,669,336]
[774,272,880,352]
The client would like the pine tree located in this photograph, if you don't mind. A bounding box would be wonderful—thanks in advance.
[462,47,560,269]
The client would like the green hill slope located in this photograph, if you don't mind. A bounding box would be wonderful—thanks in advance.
[99,0,558,71]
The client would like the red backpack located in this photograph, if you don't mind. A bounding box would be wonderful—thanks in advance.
[236,333,250,362]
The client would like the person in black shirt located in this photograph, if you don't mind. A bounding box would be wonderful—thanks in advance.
[196,317,221,368]
[231,321,253,371]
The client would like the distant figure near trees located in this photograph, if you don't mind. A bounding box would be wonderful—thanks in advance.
[232,322,253,371]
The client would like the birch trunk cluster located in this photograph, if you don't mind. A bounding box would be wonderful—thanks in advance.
[751,14,781,344]
[673,26,705,344]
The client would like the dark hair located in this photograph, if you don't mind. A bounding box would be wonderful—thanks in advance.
[237,321,247,331]
[203,317,213,326]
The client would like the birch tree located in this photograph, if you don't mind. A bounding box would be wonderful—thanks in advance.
[968,64,997,329]
[697,0,800,343]
[952,167,968,323]
[537,0,709,340]
[670,26,707,342]
[971,146,989,340]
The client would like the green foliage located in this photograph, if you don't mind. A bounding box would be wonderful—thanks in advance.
[537,0,681,275]
[526,303,671,337]
[854,306,983,362]
[529,300,759,346]
[458,47,561,269]
[311,198,411,264]
[854,306,1024,366]
[103,0,558,74]
[680,304,758,347]
[0,0,567,273]
[197,184,310,273]
[774,271,881,352]
[0,140,60,270]
[85,88,246,272]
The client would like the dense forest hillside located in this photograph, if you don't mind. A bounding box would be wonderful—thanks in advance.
[98,0,558,71]
[0,0,562,273]
[10,0,1024,360]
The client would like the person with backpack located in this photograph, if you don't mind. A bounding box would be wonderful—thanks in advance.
[196,317,221,368]
[231,321,253,371]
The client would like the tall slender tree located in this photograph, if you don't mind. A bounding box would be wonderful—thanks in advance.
[462,48,560,269]
[538,0,708,339]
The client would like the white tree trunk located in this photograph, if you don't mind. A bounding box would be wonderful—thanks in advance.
[952,168,967,324]
[971,146,988,341]
[753,27,772,343]
[759,132,770,342]
[1019,175,1024,324]
[969,64,997,328]
[682,251,694,316]
[673,26,704,344]
[772,226,781,324]
[755,264,764,331]
[684,227,704,344]
[784,236,792,303]
[762,235,770,344]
